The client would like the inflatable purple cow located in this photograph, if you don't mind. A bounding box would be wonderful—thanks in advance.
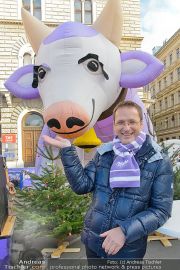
[4,0,163,174]
[5,0,163,140]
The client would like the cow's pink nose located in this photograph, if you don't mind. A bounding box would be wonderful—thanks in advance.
[43,101,90,138]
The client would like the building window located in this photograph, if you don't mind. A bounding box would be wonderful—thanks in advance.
[171,94,174,106]
[74,0,92,24]
[177,67,180,80]
[74,0,82,22]
[23,0,30,12]
[159,100,162,111]
[84,0,92,24]
[18,43,35,67]
[163,77,167,88]
[23,53,32,65]
[163,59,166,68]
[171,115,175,127]
[24,112,44,127]
[158,81,161,91]
[151,86,155,98]
[169,53,172,65]
[22,0,42,20]
[165,118,168,128]
[177,48,179,59]
[170,72,173,83]
[164,97,168,109]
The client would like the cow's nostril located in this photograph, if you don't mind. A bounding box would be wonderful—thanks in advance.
[47,119,61,129]
[66,117,85,128]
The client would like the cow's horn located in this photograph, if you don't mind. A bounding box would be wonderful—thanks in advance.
[21,8,51,53]
[92,0,123,48]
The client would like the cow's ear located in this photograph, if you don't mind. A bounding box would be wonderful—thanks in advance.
[4,65,40,99]
[120,51,164,88]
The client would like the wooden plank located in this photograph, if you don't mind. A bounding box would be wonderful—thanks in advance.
[0,216,16,238]
[63,248,81,253]
[148,236,175,241]
[42,247,80,255]
[148,232,177,247]
[51,242,69,258]
[160,239,172,247]
[42,248,56,255]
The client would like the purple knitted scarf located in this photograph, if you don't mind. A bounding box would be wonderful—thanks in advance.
[110,131,146,188]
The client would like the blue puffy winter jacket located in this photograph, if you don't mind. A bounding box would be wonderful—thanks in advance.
[60,135,173,258]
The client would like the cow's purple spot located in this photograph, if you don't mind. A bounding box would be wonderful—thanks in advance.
[43,22,98,45]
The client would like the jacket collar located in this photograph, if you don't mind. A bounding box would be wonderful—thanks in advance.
[135,135,155,159]
[97,135,163,162]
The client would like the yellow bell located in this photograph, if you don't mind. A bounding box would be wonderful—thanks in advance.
[73,128,102,151]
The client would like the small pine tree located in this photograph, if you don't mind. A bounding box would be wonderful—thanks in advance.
[16,144,91,240]
[174,168,180,200]
[160,141,180,200]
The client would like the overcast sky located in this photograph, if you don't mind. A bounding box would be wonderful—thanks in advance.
[140,0,180,54]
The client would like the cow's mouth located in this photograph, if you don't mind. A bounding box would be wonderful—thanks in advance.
[55,99,95,135]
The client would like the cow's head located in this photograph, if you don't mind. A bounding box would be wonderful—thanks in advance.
[5,0,163,139]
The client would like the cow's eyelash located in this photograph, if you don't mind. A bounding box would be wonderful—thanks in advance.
[78,53,99,64]
[78,53,109,80]
[32,64,50,88]
[41,64,51,71]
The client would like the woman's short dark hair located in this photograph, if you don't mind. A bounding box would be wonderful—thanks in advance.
[113,101,143,122]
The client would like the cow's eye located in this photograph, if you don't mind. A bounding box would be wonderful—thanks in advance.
[78,55,109,80]
[84,59,102,76]
[38,67,46,80]
[87,60,99,72]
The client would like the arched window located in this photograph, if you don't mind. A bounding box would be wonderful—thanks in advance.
[74,0,93,24]
[22,0,42,20]
[84,0,92,24]
[18,44,35,67]
[23,112,44,127]
[23,53,32,65]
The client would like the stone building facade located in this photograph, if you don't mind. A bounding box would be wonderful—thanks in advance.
[145,29,180,142]
[0,0,143,168]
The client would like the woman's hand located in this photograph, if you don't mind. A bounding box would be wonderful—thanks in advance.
[43,135,71,148]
